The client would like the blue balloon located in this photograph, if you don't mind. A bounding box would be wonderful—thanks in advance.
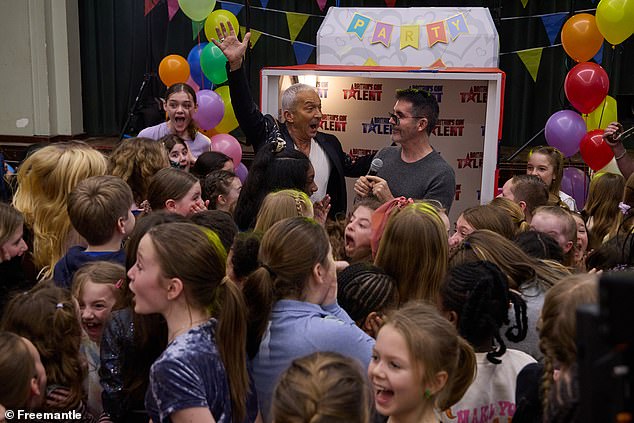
[187,43,214,90]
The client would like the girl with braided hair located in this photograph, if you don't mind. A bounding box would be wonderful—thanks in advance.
[438,261,536,423]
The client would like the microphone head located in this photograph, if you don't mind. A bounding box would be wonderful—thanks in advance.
[369,158,383,175]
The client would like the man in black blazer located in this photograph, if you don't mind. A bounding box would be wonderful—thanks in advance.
[216,24,372,218]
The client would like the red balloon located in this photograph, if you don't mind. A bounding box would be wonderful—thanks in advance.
[564,62,609,114]
[579,129,614,170]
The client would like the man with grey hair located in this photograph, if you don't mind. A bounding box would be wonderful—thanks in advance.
[215,24,372,218]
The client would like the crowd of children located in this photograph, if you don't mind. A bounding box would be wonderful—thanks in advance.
[0,82,623,423]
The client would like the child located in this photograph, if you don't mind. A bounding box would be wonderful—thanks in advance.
[438,261,536,423]
[530,205,577,267]
[202,170,242,215]
[191,151,234,179]
[369,301,476,423]
[0,202,28,263]
[146,168,206,217]
[53,175,135,289]
[137,83,212,159]
[344,198,381,263]
[226,231,261,288]
[272,352,370,423]
[0,331,47,412]
[527,146,577,211]
[72,262,126,417]
[127,222,257,422]
[254,189,314,232]
[161,134,190,171]
[1,282,95,421]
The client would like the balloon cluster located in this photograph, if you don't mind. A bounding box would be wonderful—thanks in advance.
[545,0,632,172]
[156,4,240,135]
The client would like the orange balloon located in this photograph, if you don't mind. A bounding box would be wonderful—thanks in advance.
[158,55,190,87]
[561,14,604,62]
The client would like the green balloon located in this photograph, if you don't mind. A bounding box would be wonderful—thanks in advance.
[200,44,228,85]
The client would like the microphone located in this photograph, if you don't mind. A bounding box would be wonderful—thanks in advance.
[367,158,383,176]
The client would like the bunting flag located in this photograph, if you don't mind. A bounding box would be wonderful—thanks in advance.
[517,47,543,82]
[167,0,180,21]
[336,0,340,6]
[447,14,468,40]
[260,0,269,8]
[220,1,244,17]
[521,0,529,7]
[400,25,419,49]
[293,41,315,65]
[286,12,309,43]
[385,0,397,6]
[240,26,263,47]
[347,13,371,40]
[144,0,159,16]
[593,44,604,64]
[193,20,205,40]
[371,22,394,47]
[426,21,448,47]
[316,0,328,12]
[540,13,566,46]
[429,58,447,68]
[364,57,379,66]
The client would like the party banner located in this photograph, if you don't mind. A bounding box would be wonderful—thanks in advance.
[317,0,328,12]
[400,25,419,49]
[220,1,244,17]
[540,13,567,45]
[364,57,379,66]
[521,0,529,7]
[192,20,205,40]
[347,13,371,39]
[371,22,394,47]
[447,14,468,40]
[145,0,159,16]
[427,21,448,47]
[517,47,543,82]
[293,42,315,65]
[287,12,310,42]
[260,0,269,8]
[240,26,263,47]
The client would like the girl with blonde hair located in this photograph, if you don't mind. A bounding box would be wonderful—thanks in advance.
[489,196,531,236]
[582,172,625,247]
[374,202,448,305]
[13,141,108,277]
[254,189,314,233]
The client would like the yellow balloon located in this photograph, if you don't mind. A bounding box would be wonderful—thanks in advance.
[213,85,239,133]
[595,0,634,45]
[204,10,240,42]
[584,95,618,130]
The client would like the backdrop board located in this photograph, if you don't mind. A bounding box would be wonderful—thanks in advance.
[260,65,505,224]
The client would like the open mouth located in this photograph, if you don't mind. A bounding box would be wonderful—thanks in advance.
[309,123,319,131]
[83,322,102,339]
[374,386,394,406]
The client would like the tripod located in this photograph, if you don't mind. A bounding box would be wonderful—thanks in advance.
[119,73,156,142]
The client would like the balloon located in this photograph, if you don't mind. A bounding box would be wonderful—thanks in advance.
[595,0,634,45]
[178,0,216,22]
[564,62,609,114]
[194,89,225,130]
[544,110,587,157]
[204,10,240,42]
[213,85,239,133]
[235,162,248,183]
[187,43,214,90]
[584,95,618,130]
[561,14,604,62]
[158,55,190,87]
[200,43,228,85]
[579,129,615,170]
[186,76,200,92]
[561,167,590,210]
[211,133,242,166]
[597,157,623,176]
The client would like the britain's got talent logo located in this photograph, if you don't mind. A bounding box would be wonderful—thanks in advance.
[316,81,328,98]
[460,85,488,103]
[342,83,383,101]
[362,117,392,135]
[320,114,348,132]
[457,152,483,169]
[432,119,464,137]
[409,85,443,103]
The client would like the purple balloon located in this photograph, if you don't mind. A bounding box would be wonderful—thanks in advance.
[561,167,589,210]
[194,90,225,130]
[235,162,248,184]
[544,110,586,158]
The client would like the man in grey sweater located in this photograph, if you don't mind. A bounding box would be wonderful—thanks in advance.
[354,88,456,211]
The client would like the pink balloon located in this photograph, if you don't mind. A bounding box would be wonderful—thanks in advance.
[194,90,225,131]
[235,162,248,183]
[211,134,242,166]
[186,76,200,92]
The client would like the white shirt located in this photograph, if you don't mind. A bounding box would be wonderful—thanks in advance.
[298,139,330,202]
[559,190,578,211]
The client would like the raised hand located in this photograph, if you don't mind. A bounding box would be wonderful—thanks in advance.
[211,21,251,72]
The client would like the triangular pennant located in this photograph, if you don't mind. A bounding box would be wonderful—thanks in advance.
[429,58,447,68]
[286,12,310,43]
[521,0,529,7]
[250,29,263,48]
[220,2,244,17]
[144,0,159,16]
[517,48,543,82]
[193,20,205,40]
[593,44,604,64]
[293,42,315,65]
[540,14,567,46]
[385,0,397,6]
[363,57,378,66]
[260,0,270,8]
[316,0,327,12]
[167,0,179,21]
[336,0,340,6]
